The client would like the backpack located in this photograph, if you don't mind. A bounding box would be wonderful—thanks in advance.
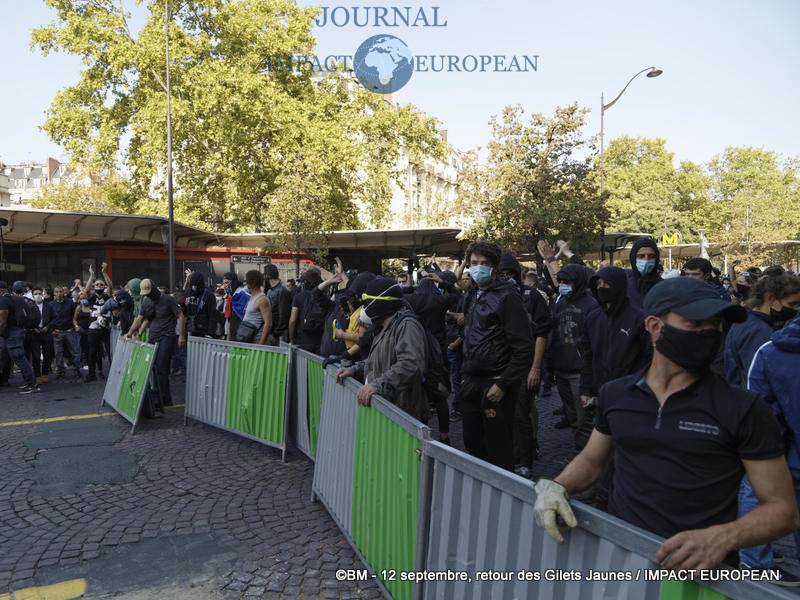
[16,297,40,330]
[300,293,325,334]
[391,312,448,402]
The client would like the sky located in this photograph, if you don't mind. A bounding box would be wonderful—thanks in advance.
[2,0,799,167]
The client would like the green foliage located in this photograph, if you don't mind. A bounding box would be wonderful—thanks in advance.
[603,136,710,243]
[31,178,137,215]
[32,0,443,245]
[462,104,607,254]
[706,146,800,263]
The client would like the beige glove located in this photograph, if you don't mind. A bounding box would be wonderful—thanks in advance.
[534,479,578,544]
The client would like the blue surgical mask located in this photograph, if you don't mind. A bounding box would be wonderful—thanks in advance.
[470,265,493,287]
[81,299,89,306]
[191,285,197,292]
[636,260,656,275]
[558,283,573,296]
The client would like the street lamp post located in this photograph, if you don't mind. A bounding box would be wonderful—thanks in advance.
[165,0,175,293]
[599,66,662,264]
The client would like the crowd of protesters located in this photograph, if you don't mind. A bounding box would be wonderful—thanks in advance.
[4,239,800,583]
[316,239,800,584]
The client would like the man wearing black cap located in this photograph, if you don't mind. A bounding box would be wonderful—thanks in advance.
[534,277,799,572]
[335,277,428,423]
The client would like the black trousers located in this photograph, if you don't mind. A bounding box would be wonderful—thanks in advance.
[30,331,53,377]
[87,329,105,376]
[459,375,519,472]
[513,378,538,467]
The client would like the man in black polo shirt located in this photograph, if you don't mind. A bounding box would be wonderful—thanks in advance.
[533,277,799,571]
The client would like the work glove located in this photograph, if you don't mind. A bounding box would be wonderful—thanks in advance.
[534,479,578,544]
[322,353,348,369]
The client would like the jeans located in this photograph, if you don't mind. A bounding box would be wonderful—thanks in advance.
[460,375,519,471]
[3,328,35,386]
[555,370,582,427]
[739,474,776,567]
[151,335,177,404]
[52,330,80,372]
[446,347,462,407]
[171,344,187,371]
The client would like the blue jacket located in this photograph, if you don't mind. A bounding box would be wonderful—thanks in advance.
[724,308,774,388]
[748,316,800,479]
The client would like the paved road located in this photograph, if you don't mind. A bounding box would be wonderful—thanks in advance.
[0,372,381,599]
[2,369,798,598]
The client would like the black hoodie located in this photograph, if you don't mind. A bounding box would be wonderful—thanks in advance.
[580,267,651,396]
[626,238,663,310]
[549,264,599,372]
[499,252,551,339]
[184,272,217,336]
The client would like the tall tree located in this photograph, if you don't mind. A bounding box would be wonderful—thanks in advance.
[603,136,710,243]
[32,0,443,240]
[707,146,800,264]
[462,104,607,254]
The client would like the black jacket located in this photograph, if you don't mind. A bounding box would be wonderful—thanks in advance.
[266,280,291,339]
[46,298,75,331]
[403,278,460,352]
[183,274,218,337]
[549,264,599,372]
[580,267,651,396]
[461,277,533,390]
[626,238,663,310]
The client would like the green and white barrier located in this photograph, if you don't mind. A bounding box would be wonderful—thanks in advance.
[185,336,292,461]
[101,336,158,434]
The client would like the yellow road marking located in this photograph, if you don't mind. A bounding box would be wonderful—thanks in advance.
[0,578,87,600]
[0,405,185,428]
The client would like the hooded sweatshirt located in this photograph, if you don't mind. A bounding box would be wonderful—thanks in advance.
[498,252,551,339]
[627,238,663,310]
[127,278,142,316]
[184,272,217,337]
[747,316,800,479]
[549,264,599,372]
[580,267,651,396]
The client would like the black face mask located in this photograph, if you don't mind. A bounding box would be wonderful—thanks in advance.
[596,287,620,307]
[769,305,798,329]
[655,322,722,374]
[736,284,750,300]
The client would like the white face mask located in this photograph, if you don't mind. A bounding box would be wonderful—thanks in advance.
[34,295,43,304]
[359,309,372,326]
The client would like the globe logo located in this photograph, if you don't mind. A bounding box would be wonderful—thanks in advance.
[353,34,414,94]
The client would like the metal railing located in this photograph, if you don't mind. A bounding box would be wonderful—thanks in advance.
[101,336,158,434]
[312,365,431,600]
[184,336,292,461]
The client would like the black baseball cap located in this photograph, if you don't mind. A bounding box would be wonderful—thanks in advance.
[643,277,747,323]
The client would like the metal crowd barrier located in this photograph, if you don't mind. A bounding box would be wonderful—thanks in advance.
[280,342,326,460]
[184,336,292,461]
[101,336,158,434]
[312,365,431,600]
[420,440,796,600]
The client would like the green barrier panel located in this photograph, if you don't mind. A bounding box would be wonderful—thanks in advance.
[226,347,288,445]
[116,343,155,421]
[661,579,729,600]
[307,360,324,457]
[352,404,421,600]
